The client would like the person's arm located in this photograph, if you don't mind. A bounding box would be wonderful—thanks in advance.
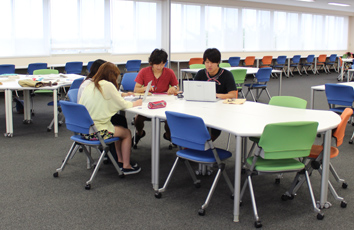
[167,69,179,95]
[216,90,237,99]
[167,85,179,95]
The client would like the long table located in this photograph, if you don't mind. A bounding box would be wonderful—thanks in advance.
[180,67,283,95]
[126,94,340,222]
[0,74,83,137]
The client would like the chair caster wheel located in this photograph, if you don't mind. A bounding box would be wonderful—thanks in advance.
[230,194,234,200]
[155,192,162,199]
[168,145,172,150]
[281,194,288,201]
[317,134,321,137]
[119,174,125,178]
[275,178,280,184]
[198,208,205,216]
[133,144,137,149]
[79,148,83,152]
[254,221,262,228]
[53,172,58,177]
[241,168,246,174]
[317,213,324,220]
[349,140,353,144]
[342,182,348,189]
[47,128,51,132]
[85,184,91,190]
[341,201,347,208]
[195,183,201,188]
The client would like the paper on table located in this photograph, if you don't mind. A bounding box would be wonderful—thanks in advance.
[223,98,246,105]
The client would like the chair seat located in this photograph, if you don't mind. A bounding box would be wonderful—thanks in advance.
[177,148,232,163]
[71,134,120,145]
[244,83,267,88]
[247,156,305,172]
[308,144,339,159]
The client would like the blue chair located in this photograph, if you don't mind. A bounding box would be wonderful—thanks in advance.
[121,72,138,91]
[271,56,287,78]
[300,55,316,75]
[65,62,83,74]
[228,56,241,67]
[27,63,48,75]
[289,55,302,76]
[325,54,338,72]
[86,61,94,75]
[67,88,79,103]
[244,67,272,102]
[325,83,354,114]
[0,64,15,75]
[125,59,141,73]
[53,101,124,190]
[155,111,234,216]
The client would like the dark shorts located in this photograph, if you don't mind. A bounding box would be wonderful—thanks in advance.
[111,113,128,129]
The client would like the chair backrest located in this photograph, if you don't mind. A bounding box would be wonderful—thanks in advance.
[125,60,142,72]
[255,67,272,82]
[219,63,231,68]
[189,64,205,69]
[244,56,255,66]
[189,58,204,66]
[165,111,211,151]
[333,108,353,146]
[292,55,301,64]
[318,54,327,63]
[87,61,94,73]
[261,56,273,65]
[60,100,94,134]
[0,64,15,75]
[269,96,307,109]
[33,69,59,75]
[121,72,138,91]
[230,69,247,84]
[258,121,319,159]
[276,56,287,64]
[67,89,79,103]
[228,57,240,67]
[306,55,315,62]
[69,77,85,90]
[329,54,337,62]
[325,83,354,107]
[27,63,48,75]
[65,62,83,74]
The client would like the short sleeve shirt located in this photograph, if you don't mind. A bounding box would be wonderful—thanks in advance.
[135,66,178,93]
[194,68,236,94]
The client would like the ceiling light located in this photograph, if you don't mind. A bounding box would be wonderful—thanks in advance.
[296,0,315,2]
[328,2,350,7]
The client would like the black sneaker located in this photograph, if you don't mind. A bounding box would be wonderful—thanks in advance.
[132,130,146,146]
[118,161,138,170]
[123,165,141,175]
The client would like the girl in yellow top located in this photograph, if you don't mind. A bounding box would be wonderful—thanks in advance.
[79,62,142,175]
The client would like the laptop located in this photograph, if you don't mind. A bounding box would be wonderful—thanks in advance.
[125,80,152,102]
[183,81,217,102]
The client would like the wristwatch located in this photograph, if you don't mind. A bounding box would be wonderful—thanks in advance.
[173,85,178,90]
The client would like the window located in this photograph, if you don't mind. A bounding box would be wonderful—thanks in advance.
[0,0,49,57]
[111,0,161,54]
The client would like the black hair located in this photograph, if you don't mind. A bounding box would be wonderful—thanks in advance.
[87,59,107,79]
[203,48,221,64]
[149,49,168,65]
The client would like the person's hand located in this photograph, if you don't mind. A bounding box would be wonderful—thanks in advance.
[167,87,175,95]
[133,99,143,107]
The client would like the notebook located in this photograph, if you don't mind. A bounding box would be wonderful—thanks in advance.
[183,81,217,102]
[125,80,152,102]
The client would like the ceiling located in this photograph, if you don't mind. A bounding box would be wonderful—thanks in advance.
[238,0,354,13]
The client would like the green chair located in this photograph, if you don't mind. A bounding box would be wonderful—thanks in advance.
[240,121,323,228]
[219,63,231,68]
[230,69,247,98]
[245,96,308,181]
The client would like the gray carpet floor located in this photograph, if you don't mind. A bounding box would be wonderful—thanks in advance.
[0,70,353,229]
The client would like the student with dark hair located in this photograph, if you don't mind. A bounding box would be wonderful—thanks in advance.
[87,59,106,79]
[132,49,179,145]
[194,48,237,141]
[78,62,142,175]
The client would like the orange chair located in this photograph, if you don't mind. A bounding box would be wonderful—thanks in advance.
[316,54,328,74]
[285,108,352,208]
[260,56,273,68]
[337,57,351,81]
[189,58,204,66]
[243,56,256,67]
